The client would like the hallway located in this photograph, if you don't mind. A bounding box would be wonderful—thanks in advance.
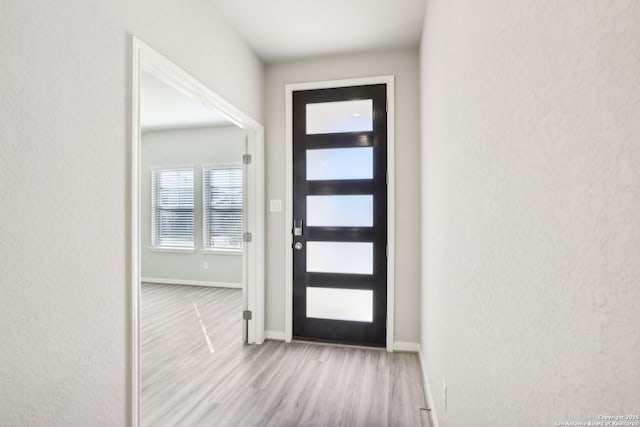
[140,283,430,426]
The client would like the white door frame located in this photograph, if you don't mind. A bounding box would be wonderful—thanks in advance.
[284,76,396,352]
[130,36,265,426]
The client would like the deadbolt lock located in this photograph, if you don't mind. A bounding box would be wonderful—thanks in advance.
[293,219,303,236]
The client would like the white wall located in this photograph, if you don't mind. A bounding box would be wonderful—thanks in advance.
[265,49,421,343]
[141,126,244,285]
[420,1,640,426]
[0,0,264,425]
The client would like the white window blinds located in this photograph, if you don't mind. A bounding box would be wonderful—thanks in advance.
[203,166,243,250]
[151,167,194,248]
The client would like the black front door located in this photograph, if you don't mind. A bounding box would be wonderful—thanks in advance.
[292,84,387,347]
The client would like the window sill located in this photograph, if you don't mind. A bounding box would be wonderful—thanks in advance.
[149,247,195,254]
[200,248,243,256]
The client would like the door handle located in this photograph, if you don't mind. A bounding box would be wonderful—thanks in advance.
[293,219,303,236]
[293,242,303,250]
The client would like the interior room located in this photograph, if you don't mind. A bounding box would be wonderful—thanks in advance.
[138,66,248,424]
[1,1,638,426]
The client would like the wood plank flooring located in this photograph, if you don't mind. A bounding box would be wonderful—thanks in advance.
[140,283,431,427]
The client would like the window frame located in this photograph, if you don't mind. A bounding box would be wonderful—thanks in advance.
[201,163,244,254]
[150,165,196,252]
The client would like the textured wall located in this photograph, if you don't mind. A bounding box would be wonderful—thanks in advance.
[141,126,244,284]
[265,49,422,343]
[420,1,640,426]
[0,0,263,425]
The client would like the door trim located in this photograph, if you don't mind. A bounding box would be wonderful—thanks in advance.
[284,76,395,352]
[130,36,265,427]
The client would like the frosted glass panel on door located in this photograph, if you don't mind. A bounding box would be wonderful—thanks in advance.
[307,242,373,275]
[306,287,373,322]
[306,147,373,181]
[307,195,373,227]
[306,99,373,134]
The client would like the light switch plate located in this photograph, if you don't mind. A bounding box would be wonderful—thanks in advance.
[270,199,282,212]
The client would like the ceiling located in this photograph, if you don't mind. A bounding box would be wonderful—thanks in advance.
[208,0,427,63]
[140,70,232,131]
[140,2,427,128]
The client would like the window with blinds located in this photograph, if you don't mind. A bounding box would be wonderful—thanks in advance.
[203,166,243,250]
[151,167,194,249]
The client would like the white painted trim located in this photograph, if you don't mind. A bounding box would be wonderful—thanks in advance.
[141,277,242,289]
[393,341,421,353]
[284,76,396,351]
[284,85,293,343]
[149,247,195,254]
[265,330,287,341]
[199,249,242,256]
[385,77,396,353]
[200,161,242,169]
[245,126,266,345]
[149,163,195,170]
[418,347,440,427]
[130,36,265,427]
[130,35,142,427]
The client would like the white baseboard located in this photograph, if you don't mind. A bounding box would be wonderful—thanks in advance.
[418,346,440,427]
[393,341,421,352]
[265,330,286,341]
[142,277,242,289]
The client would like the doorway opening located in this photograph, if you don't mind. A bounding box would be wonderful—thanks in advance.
[130,37,264,426]
[284,76,396,350]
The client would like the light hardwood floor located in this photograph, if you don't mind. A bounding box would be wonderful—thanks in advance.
[141,283,431,427]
